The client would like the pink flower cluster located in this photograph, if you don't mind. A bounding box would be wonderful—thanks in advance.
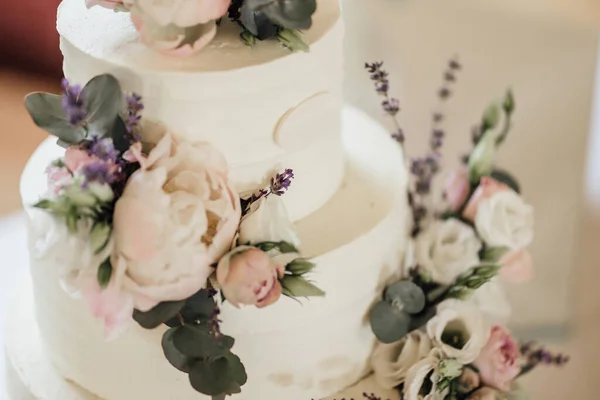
[474,325,522,392]
[444,171,533,283]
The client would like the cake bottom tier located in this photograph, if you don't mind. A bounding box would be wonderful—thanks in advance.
[4,276,400,400]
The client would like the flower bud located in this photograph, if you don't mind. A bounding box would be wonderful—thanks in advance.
[438,359,463,379]
[457,367,480,394]
[468,131,496,184]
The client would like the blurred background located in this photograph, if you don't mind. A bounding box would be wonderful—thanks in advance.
[1,0,599,398]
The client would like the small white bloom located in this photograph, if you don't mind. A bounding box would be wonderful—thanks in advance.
[371,330,433,389]
[427,299,490,364]
[238,195,300,247]
[415,220,482,285]
[468,278,512,323]
[475,191,534,250]
[405,348,447,400]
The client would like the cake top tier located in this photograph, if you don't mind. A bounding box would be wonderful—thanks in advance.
[58,0,340,72]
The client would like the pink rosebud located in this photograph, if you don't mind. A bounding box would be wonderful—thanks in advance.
[473,325,521,392]
[444,167,470,212]
[462,177,511,222]
[217,248,285,309]
[500,249,534,283]
[64,146,99,173]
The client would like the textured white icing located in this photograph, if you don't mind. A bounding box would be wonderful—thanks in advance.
[21,108,409,400]
[57,0,345,222]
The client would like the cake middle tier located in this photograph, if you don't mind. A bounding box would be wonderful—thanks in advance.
[57,0,345,221]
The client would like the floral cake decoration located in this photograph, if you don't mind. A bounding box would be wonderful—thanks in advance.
[362,60,569,400]
[25,74,324,399]
[86,0,316,55]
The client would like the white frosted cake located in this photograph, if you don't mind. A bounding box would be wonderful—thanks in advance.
[5,0,410,399]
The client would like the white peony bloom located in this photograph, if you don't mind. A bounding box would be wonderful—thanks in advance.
[427,300,490,364]
[475,191,534,250]
[238,195,300,248]
[112,133,241,312]
[415,220,482,285]
[468,278,512,323]
[371,330,433,389]
[404,348,447,400]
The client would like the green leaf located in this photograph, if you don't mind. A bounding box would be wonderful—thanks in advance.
[285,259,316,276]
[110,116,131,154]
[83,74,123,136]
[247,0,316,30]
[240,29,257,47]
[482,102,500,131]
[278,29,309,52]
[174,289,218,325]
[503,88,515,114]
[34,199,53,210]
[491,169,521,193]
[90,222,111,254]
[280,275,325,298]
[162,327,193,373]
[369,300,411,344]
[25,92,86,145]
[133,300,185,329]
[189,356,245,396]
[173,325,232,359]
[482,246,510,263]
[97,258,112,289]
[383,280,426,314]
[254,241,298,254]
[66,212,78,233]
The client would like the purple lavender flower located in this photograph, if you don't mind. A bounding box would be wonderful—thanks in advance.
[391,129,405,144]
[125,93,144,141]
[270,168,294,196]
[382,98,400,115]
[89,137,118,163]
[61,79,87,126]
[449,58,462,70]
[81,162,116,186]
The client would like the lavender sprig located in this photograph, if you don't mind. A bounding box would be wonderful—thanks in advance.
[125,93,144,141]
[88,137,118,163]
[365,62,404,144]
[270,168,294,196]
[518,341,570,376]
[61,79,87,126]
[81,162,116,186]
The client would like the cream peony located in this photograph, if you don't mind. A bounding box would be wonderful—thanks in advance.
[371,330,433,389]
[415,220,482,285]
[404,348,447,400]
[111,133,241,312]
[133,0,231,27]
[238,195,300,247]
[427,300,490,364]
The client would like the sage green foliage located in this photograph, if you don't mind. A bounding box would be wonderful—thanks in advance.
[277,29,309,52]
[369,280,426,343]
[245,0,316,30]
[25,74,124,148]
[158,290,247,400]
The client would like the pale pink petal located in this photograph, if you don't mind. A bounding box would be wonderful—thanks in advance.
[463,177,511,221]
[122,142,146,166]
[207,183,242,262]
[444,168,470,212]
[113,197,162,262]
[500,250,534,284]
[64,146,96,173]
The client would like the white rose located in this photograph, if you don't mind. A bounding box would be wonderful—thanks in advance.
[29,210,113,296]
[238,195,300,248]
[468,278,512,323]
[371,330,433,389]
[475,191,534,250]
[427,300,490,364]
[415,220,482,285]
[112,133,241,312]
[404,348,447,400]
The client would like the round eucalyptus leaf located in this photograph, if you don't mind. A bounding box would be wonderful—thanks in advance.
[369,301,411,344]
[189,358,231,396]
[240,6,278,39]
[173,325,230,359]
[161,327,193,373]
[133,300,185,330]
[383,281,426,314]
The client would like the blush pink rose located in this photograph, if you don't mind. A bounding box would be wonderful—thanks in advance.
[444,168,470,211]
[64,146,100,173]
[462,177,511,222]
[217,247,285,309]
[473,325,521,392]
[500,250,534,283]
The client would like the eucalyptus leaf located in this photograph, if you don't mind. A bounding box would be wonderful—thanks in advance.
[110,116,131,155]
[246,0,316,30]
[286,259,316,276]
[491,169,521,193]
[162,327,194,373]
[280,275,325,298]
[175,289,218,324]
[97,259,112,289]
[189,357,244,396]
[133,300,185,329]
[254,241,298,254]
[83,74,123,136]
[25,92,86,145]
[383,280,426,314]
[173,325,232,359]
[369,300,411,344]
[240,6,278,39]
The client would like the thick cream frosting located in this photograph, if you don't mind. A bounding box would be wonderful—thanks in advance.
[57,0,345,222]
[20,107,409,400]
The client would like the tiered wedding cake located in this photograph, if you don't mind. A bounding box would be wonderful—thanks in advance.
[5,0,409,399]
